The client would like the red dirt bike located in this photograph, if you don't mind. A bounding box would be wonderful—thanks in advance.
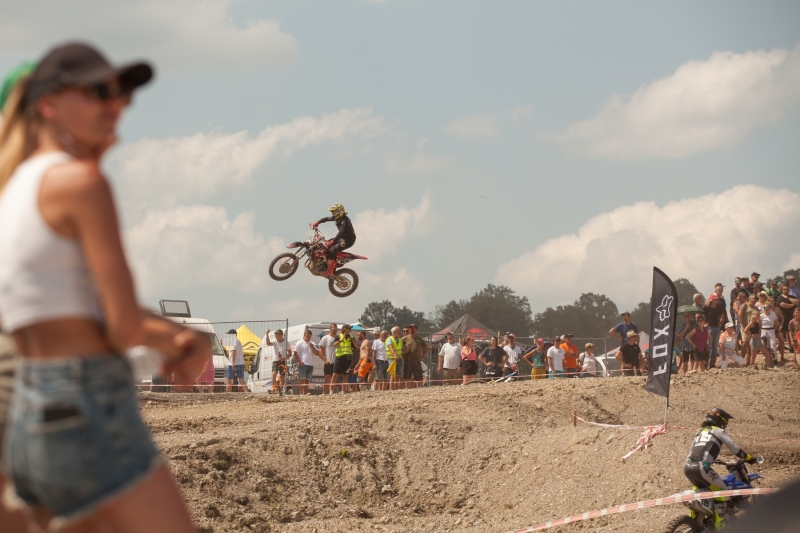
[268,227,367,298]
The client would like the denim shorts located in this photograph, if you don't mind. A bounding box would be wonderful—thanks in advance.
[298,365,314,380]
[375,359,390,380]
[392,358,404,377]
[225,364,245,380]
[3,355,161,524]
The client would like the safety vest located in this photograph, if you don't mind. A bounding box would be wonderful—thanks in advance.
[335,334,353,357]
[385,336,403,359]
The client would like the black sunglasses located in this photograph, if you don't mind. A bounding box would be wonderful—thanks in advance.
[84,81,133,103]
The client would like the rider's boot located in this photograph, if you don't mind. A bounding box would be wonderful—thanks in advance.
[713,510,725,530]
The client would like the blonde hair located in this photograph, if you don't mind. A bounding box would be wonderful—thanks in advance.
[0,76,39,190]
[585,342,594,350]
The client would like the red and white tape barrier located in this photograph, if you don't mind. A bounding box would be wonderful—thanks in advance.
[574,413,800,444]
[505,487,780,532]
[621,424,668,460]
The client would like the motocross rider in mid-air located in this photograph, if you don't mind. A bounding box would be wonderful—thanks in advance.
[311,203,356,275]
[684,407,757,530]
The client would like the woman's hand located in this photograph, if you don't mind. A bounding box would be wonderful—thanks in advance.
[164,329,210,385]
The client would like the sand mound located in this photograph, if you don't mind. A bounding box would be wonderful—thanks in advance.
[142,364,800,533]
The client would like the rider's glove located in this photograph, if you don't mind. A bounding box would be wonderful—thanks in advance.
[311,221,319,228]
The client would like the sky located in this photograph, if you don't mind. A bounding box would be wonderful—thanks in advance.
[2,1,799,326]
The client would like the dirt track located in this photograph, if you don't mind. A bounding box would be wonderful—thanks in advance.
[141,364,800,533]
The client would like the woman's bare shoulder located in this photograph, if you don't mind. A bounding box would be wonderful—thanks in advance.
[42,159,109,197]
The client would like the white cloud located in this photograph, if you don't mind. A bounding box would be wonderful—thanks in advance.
[511,105,533,122]
[550,45,800,159]
[443,113,502,139]
[112,108,387,209]
[351,191,432,262]
[126,204,285,298]
[495,185,800,311]
[361,267,430,311]
[127,191,433,299]
[0,0,298,71]
[385,153,455,173]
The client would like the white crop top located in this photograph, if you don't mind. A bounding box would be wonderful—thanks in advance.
[0,152,103,332]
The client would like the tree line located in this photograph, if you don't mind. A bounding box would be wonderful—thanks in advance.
[359,268,799,339]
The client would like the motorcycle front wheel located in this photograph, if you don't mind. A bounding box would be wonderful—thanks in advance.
[328,268,359,298]
[269,253,299,281]
[663,515,703,533]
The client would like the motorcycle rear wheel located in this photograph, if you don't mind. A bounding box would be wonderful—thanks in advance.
[269,253,299,281]
[328,268,359,298]
[663,515,703,533]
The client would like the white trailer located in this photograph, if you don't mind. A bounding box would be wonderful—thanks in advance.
[159,300,228,390]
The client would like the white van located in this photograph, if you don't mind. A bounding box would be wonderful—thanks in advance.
[248,322,343,394]
[159,300,227,389]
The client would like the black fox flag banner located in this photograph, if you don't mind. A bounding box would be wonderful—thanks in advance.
[645,267,678,400]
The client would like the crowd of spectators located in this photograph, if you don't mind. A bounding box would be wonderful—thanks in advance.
[222,273,800,393]
[672,273,800,373]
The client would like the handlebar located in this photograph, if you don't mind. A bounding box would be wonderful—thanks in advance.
[714,455,763,467]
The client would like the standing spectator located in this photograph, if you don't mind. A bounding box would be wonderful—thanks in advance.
[719,322,745,370]
[776,284,798,359]
[730,278,742,318]
[787,275,800,300]
[460,336,478,385]
[264,328,289,394]
[704,286,728,369]
[523,338,548,380]
[579,343,598,377]
[788,308,800,356]
[760,304,779,360]
[502,333,521,377]
[386,326,404,390]
[740,276,752,295]
[354,330,373,391]
[400,326,417,387]
[372,329,389,391]
[225,329,245,392]
[609,312,639,347]
[331,324,355,394]
[438,332,462,385]
[402,324,427,389]
[739,294,759,363]
[744,311,773,367]
[319,323,338,394]
[676,311,696,374]
[0,43,206,532]
[616,331,643,376]
[732,291,748,347]
[560,333,580,377]
[293,329,324,395]
[750,272,761,290]
[479,336,505,378]
[547,338,566,378]
[756,291,769,312]
[692,293,705,309]
[686,314,710,372]
[766,280,780,298]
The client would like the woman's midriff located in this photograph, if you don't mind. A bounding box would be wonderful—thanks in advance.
[12,318,114,358]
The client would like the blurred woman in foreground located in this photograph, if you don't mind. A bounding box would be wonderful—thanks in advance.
[0,43,208,532]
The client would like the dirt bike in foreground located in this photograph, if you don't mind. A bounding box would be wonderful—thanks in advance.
[665,456,764,532]
[268,227,367,298]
